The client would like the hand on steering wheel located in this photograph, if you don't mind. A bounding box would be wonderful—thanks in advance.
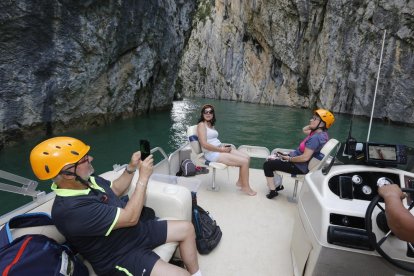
[365,187,414,272]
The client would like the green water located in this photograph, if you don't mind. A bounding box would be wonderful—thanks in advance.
[1,97,414,215]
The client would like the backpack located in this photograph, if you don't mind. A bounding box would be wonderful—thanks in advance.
[191,192,222,254]
[0,212,88,276]
[180,159,196,177]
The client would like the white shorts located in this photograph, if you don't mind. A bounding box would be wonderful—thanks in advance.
[204,151,220,162]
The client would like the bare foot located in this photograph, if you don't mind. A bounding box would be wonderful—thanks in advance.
[241,187,257,196]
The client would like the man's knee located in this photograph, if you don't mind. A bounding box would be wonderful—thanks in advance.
[184,221,196,239]
[174,221,195,238]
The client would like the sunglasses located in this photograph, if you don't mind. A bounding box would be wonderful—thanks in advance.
[65,154,90,170]
[203,109,214,115]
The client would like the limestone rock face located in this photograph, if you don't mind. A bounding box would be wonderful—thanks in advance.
[0,0,195,148]
[179,0,414,124]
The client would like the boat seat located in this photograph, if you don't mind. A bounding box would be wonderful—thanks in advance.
[187,125,229,191]
[0,170,192,275]
[271,138,340,202]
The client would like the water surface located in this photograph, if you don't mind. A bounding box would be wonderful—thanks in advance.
[1,98,413,215]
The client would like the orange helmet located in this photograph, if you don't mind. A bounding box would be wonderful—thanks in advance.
[314,109,335,129]
[30,137,90,180]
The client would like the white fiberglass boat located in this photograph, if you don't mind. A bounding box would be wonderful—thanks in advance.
[1,138,414,276]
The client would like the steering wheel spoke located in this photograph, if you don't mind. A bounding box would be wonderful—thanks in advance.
[377,231,392,247]
[408,242,414,252]
[375,202,385,212]
[408,200,414,211]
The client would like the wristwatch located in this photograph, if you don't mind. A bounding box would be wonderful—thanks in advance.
[125,166,136,174]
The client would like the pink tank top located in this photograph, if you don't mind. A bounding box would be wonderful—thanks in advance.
[299,132,315,153]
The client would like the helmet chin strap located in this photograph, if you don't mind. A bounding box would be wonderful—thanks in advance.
[310,120,325,131]
[60,170,92,188]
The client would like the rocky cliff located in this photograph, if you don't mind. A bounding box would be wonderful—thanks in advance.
[179,0,414,124]
[1,0,413,149]
[0,0,195,149]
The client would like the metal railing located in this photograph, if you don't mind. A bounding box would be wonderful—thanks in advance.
[0,170,46,200]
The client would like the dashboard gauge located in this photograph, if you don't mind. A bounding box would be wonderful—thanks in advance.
[352,175,362,185]
[362,185,372,195]
[377,177,392,187]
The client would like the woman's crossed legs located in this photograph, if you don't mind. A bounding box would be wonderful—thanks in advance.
[217,149,256,196]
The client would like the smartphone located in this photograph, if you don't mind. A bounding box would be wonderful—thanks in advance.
[225,145,232,147]
[140,139,150,161]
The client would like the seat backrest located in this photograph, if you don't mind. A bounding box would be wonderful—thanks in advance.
[308,138,340,172]
[187,125,202,155]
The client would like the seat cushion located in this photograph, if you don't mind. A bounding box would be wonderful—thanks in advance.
[187,125,202,155]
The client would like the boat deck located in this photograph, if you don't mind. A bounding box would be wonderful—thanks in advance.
[192,167,300,276]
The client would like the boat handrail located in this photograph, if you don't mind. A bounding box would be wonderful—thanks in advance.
[0,170,46,200]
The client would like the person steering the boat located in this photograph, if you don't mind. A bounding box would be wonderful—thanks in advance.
[30,137,202,276]
[263,109,335,199]
[378,184,414,243]
[197,104,257,196]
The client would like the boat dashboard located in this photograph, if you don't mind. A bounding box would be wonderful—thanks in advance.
[328,171,414,202]
[292,138,414,275]
[294,164,414,275]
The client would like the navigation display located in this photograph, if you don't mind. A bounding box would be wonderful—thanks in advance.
[365,142,407,166]
[368,144,397,161]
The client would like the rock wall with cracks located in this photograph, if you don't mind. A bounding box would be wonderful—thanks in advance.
[0,0,195,149]
[178,0,414,124]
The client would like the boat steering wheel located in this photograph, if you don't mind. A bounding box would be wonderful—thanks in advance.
[365,187,414,272]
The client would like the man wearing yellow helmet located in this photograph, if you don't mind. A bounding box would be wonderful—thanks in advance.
[30,137,201,276]
[263,109,335,199]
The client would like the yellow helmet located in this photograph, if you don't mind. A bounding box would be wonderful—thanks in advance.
[314,109,335,129]
[30,137,90,180]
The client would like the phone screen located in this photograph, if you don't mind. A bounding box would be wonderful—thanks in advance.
[140,140,150,161]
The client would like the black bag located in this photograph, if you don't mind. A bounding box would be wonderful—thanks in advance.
[177,159,196,177]
[191,193,222,254]
[0,212,88,276]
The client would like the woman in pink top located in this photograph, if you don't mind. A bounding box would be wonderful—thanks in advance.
[263,109,335,199]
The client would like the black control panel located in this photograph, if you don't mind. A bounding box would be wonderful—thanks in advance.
[330,213,365,229]
[328,172,400,201]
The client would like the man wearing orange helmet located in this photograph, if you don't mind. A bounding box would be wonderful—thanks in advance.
[263,109,335,199]
[30,137,201,276]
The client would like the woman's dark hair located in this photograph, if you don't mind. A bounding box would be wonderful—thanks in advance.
[197,104,216,126]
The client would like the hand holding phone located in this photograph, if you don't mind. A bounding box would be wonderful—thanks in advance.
[277,151,288,156]
[140,140,150,161]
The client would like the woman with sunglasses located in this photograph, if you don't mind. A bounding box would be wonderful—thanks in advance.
[197,104,256,196]
[263,109,335,199]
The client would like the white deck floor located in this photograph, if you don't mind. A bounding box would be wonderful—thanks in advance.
[192,167,300,276]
